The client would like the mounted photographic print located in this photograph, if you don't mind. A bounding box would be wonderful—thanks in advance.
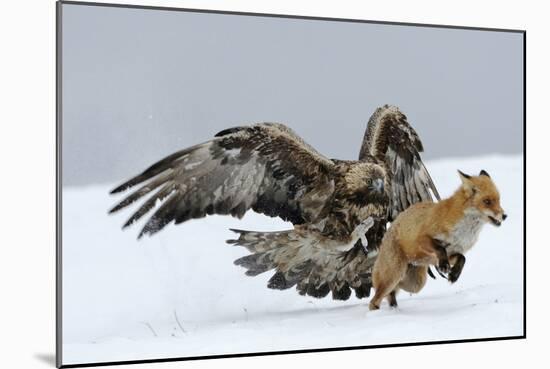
[56,1,525,367]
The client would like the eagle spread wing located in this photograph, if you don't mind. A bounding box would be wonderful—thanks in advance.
[110,123,336,238]
[359,105,440,219]
[110,105,438,301]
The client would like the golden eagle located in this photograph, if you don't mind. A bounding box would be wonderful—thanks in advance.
[109,105,439,300]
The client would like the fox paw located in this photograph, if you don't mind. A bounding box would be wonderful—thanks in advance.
[368,302,380,311]
[448,268,462,283]
[438,260,451,274]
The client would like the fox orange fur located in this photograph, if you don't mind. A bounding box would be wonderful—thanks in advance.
[369,169,506,310]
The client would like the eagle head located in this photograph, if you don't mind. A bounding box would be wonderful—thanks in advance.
[344,163,388,206]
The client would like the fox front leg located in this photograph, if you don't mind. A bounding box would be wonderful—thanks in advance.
[431,239,451,274]
[448,253,466,283]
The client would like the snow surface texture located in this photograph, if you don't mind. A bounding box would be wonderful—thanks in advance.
[62,155,524,365]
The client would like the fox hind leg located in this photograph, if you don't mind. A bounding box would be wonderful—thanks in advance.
[387,290,398,308]
[399,265,428,294]
[369,233,407,311]
[369,259,407,310]
[369,278,401,310]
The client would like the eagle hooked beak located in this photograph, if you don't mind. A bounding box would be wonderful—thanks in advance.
[370,178,384,193]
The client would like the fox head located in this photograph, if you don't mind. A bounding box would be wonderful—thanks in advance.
[458,169,507,226]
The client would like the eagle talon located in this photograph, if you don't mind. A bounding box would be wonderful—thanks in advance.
[362,217,375,229]
[355,217,374,234]
[355,217,374,251]
[360,234,369,252]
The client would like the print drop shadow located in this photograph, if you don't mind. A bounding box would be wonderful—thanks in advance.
[34,353,56,366]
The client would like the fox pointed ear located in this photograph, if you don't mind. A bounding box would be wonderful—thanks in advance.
[457,170,472,182]
[479,169,490,178]
[458,170,477,195]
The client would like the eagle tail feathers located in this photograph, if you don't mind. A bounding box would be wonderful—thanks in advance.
[227,227,373,300]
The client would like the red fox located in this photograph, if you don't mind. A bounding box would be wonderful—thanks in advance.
[369,169,506,310]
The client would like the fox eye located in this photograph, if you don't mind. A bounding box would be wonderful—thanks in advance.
[483,199,492,206]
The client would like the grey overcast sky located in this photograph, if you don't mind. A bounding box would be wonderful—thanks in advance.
[61,4,523,187]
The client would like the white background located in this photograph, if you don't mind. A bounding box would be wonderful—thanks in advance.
[0,0,544,368]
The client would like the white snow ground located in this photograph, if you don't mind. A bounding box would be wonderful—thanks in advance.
[61,154,524,365]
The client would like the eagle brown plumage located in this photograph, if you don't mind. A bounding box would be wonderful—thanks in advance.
[109,105,440,301]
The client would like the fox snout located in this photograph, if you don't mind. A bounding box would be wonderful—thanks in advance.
[488,210,507,227]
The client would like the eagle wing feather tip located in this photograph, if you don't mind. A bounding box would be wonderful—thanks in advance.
[109,186,122,195]
[228,228,248,234]
[137,228,152,239]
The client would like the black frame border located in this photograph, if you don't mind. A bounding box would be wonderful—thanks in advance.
[56,1,527,368]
